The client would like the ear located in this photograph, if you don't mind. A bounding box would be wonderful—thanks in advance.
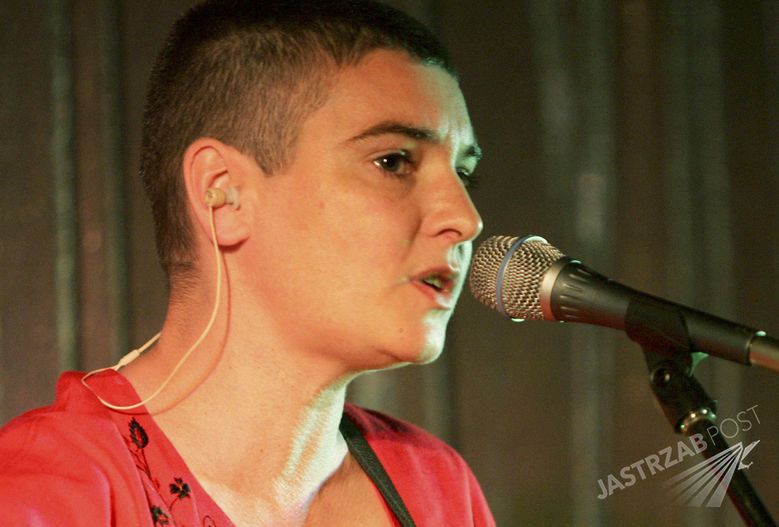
[182,138,251,248]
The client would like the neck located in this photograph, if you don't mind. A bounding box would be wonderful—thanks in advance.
[120,295,357,524]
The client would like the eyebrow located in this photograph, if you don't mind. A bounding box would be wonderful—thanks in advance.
[347,120,483,161]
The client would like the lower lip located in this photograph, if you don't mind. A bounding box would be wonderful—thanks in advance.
[412,281,455,309]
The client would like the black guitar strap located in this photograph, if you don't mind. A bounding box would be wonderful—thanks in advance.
[339,414,416,527]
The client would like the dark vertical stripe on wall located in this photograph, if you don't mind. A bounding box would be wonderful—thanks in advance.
[664,3,695,302]
[687,3,739,526]
[764,1,779,312]
[527,2,576,240]
[690,3,734,321]
[570,1,617,525]
[100,0,130,360]
[663,9,709,526]
[529,2,616,524]
[525,17,584,518]
[50,0,80,371]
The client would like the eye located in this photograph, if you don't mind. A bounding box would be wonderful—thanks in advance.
[457,168,480,190]
[373,151,414,178]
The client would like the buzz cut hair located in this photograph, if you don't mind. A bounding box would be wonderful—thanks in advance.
[140,0,455,284]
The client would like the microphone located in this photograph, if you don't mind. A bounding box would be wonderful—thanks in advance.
[469,234,779,373]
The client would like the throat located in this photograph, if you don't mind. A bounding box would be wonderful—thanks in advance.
[273,425,349,513]
[196,428,349,526]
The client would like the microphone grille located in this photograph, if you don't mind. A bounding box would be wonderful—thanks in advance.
[469,235,564,319]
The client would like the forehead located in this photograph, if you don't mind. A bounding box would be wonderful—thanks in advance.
[309,49,475,149]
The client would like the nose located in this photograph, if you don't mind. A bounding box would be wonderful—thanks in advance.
[420,173,483,243]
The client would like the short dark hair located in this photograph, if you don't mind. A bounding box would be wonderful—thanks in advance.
[140,0,455,284]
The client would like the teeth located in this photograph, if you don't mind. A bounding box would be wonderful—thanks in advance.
[422,276,444,290]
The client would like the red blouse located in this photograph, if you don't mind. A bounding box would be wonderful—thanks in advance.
[0,371,494,526]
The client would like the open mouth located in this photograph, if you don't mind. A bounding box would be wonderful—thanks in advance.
[419,272,454,294]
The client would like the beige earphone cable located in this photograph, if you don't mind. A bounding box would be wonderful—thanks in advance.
[81,203,224,411]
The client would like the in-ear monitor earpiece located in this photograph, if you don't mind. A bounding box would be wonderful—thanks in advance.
[204,187,239,209]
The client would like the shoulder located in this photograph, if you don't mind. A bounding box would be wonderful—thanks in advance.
[343,402,461,457]
[0,371,148,525]
[0,372,114,461]
[343,403,474,481]
[343,403,495,526]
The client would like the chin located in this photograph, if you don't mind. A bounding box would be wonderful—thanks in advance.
[356,316,450,370]
[369,333,445,370]
[413,343,444,365]
[413,319,448,364]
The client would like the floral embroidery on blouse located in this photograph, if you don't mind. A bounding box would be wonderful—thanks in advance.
[124,418,219,527]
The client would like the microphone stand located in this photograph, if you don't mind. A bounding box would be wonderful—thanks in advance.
[626,298,776,526]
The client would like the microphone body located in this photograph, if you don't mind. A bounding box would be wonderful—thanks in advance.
[542,256,760,364]
[469,235,779,371]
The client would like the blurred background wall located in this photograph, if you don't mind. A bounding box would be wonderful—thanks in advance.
[1,1,777,525]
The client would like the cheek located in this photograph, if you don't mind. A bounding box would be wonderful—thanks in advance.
[325,185,418,257]
[260,170,421,302]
